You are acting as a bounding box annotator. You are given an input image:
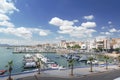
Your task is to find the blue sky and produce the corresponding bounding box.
[0,0,120,45]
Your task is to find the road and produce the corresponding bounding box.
[18,69,120,80]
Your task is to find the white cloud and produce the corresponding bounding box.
[59,25,73,31]
[73,20,79,22]
[49,17,64,26]
[0,26,51,39]
[49,17,75,34]
[0,0,19,14]
[101,26,105,29]
[0,0,52,44]
[0,20,14,27]
[0,13,10,21]
[108,21,112,24]
[100,32,112,36]
[58,29,73,34]
[70,27,96,38]
[49,17,74,26]
[49,17,97,38]
[0,38,42,45]
[15,27,32,39]
[56,36,64,40]
[39,30,48,36]
[81,22,96,28]
[109,28,117,33]
[105,32,111,35]
[83,15,94,20]
[0,27,32,39]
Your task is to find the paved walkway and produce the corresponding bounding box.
[0,65,119,80]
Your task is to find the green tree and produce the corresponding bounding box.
[71,44,81,50]
[104,55,109,70]
[88,56,94,72]
[5,60,13,80]
[115,48,120,53]
[74,44,81,49]
[67,45,71,49]
[68,59,74,76]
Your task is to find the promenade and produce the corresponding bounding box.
[1,65,119,80]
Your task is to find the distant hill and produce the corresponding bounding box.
[0,44,10,47]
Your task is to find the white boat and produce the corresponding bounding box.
[79,55,88,61]
[24,62,37,68]
[47,63,60,69]
[35,54,64,69]
[87,60,99,64]
[23,54,37,68]
[24,54,32,58]
[35,54,50,63]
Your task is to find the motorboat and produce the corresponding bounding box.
[35,54,52,63]
[63,53,80,61]
[87,60,99,64]
[79,55,88,61]
[24,62,37,68]
[47,63,60,69]
[23,54,37,68]
[24,54,33,59]
[0,70,7,75]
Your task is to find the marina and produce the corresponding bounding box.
[0,46,118,77]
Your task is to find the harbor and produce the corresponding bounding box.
[0,47,118,75]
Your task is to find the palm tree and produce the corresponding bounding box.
[5,60,13,80]
[104,55,109,70]
[88,56,94,72]
[68,59,74,76]
[36,58,41,74]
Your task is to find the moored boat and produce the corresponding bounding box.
[0,70,7,75]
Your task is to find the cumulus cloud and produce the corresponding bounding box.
[101,32,112,35]
[0,0,20,29]
[0,0,18,28]
[15,27,32,39]
[0,0,19,14]
[39,30,48,36]
[0,26,51,39]
[81,22,96,28]
[109,28,117,33]
[0,27,32,39]
[108,21,112,24]
[0,13,10,21]
[73,20,79,22]
[49,17,97,38]
[83,15,94,20]
[0,20,14,27]
[49,17,74,26]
